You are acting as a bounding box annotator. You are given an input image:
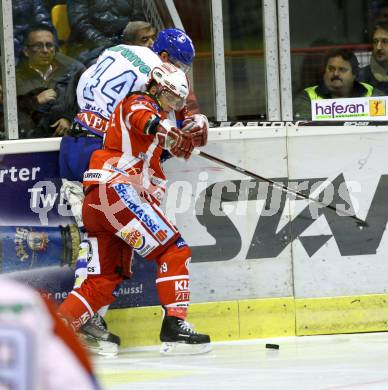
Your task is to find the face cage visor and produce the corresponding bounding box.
[159,89,187,111]
[170,58,191,74]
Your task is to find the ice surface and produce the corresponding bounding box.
[93,332,388,390]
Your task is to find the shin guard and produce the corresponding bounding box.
[58,291,94,331]
[155,238,192,316]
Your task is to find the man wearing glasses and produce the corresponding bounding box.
[15,24,85,138]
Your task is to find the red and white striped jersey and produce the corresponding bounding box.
[83,93,170,202]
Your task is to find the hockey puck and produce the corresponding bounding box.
[265,343,279,349]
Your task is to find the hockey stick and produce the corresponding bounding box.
[193,149,368,227]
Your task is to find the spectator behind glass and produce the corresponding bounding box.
[66,0,146,56]
[358,23,388,95]
[293,48,385,120]
[122,21,156,48]
[12,0,54,65]
[16,24,85,138]
[77,21,157,68]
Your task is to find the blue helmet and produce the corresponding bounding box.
[152,28,195,71]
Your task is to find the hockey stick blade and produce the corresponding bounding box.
[194,149,369,228]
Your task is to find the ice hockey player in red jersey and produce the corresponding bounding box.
[58,63,211,355]
[61,28,209,356]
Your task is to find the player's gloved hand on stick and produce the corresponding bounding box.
[181,114,209,147]
[156,119,194,159]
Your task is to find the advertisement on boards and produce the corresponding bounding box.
[2,126,388,306]
[311,96,388,121]
[163,130,388,302]
[0,151,158,308]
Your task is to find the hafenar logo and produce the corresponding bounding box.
[314,101,367,118]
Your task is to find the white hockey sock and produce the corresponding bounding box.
[98,305,109,317]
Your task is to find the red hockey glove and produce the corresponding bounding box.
[181,114,209,147]
[156,120,195,159]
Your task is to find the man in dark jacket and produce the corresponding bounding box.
[294,48,385,120]
[358,23,388,95]
[66,0,146,55]
[16,24,85,138]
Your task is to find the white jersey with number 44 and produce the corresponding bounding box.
[77,45,162,120]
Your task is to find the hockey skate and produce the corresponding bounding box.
[78,313,120,357]
[160,313,212,356]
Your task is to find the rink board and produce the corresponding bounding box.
[106,292,388,347]
[2,124,388,343]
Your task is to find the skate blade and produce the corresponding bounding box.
[160,341,212,356]
[80,337,119,357]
